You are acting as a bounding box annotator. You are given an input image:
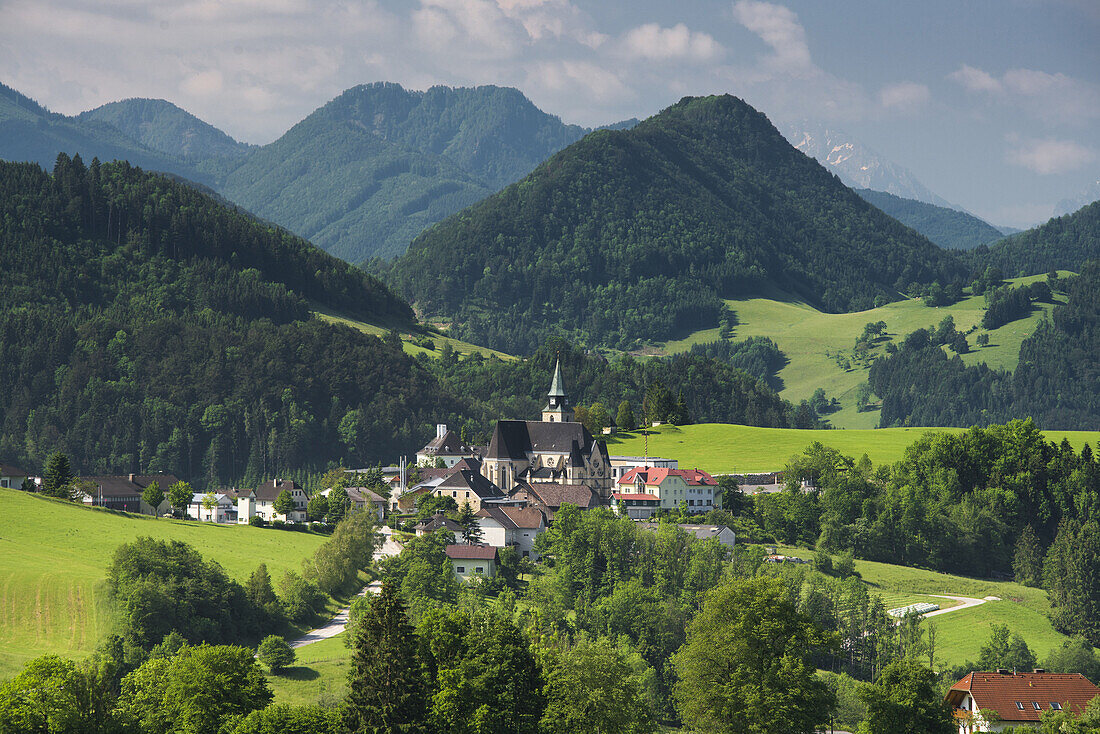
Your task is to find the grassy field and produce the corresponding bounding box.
[269,633,351,707]
[607,424,1100,474]
[314,310,515,361]
[661,274,1072,428]
[0,489,328,679]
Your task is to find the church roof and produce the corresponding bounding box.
[486,420,601,460]
[547,359,566,397]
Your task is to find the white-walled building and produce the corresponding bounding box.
[187,492,237,523]
[446,544,497,580]
[416,424,478,468]
[237,478,307,524]
[608,456,678,482]
[615,467,722,515]
[475,505,547,560]
[945,670,1099,733]
[0,463,27,490]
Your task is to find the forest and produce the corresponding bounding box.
[967,200,1100,277]
[382,94,964,354]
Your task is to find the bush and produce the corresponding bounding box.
[272,519,286,530]
[256,635,296,673]
[279,571,326,625]
[249,515,266,528]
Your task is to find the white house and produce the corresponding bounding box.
[416,424,478,468]
[237,478,307,524]
[945,670,1100,733]
[445,544,498,581]
[615,467,721,515]
[608,455,678,482]
[637,523,736,548]
[0,463,27,490]
[187,492,237,523]
[475,505,547,560]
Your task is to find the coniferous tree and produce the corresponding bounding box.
[342,580,428,734]
[1013,525,1044,587]
[616,400,636,431]
[42,451,74,497]
[457,501,482,544]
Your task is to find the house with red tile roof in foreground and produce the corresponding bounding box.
[946,670,1100,733]
[614,467,721,519]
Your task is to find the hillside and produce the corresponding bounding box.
[855,188,1004,250]
[0,488,328,678]
[219,83,590,262]
[384,95,966,355]
[0,83,207,183]
[606,423,1100,475]
[662,274,1068,428]
[0,156,459,486]
[969,200,1100,275]
[79,98,251,162]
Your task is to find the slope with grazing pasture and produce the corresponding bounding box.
[385,94,965,355]
[606,424,1100,475]
[0,489,327,679]
[662,274,1070,428]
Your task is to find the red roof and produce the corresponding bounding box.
[617,467,717,487]
[947,671,1100,722]
[612,492,660,501]
[445,544,498,560]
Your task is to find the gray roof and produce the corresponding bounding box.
[486,420,607,462]
[0,463,27,476]
[437,467,505,499]
[547,359,567,398]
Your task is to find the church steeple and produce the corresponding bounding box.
[542,358,573,422]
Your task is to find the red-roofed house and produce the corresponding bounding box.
[475,505,547,560]
[616,467,722,516]
[445,544,498,580]
[945,670,1100,733]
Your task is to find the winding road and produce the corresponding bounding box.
[921,594,1000,618]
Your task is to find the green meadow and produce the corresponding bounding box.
[661,274,1071,428]
[0,489,328,679]
[313,310,515,361]
[607,423,1100,475]
[268,633,351,707]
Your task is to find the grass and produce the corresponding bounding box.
[268,633,351,707]
[777,546,1067,669]
[314,310,515,361]
[606,424,1100,474]
[660,274,1072,428]
[0,489,328,679]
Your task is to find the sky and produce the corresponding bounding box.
[1,0,1098,227]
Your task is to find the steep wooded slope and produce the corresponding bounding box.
[855,188,1003,250]
[968,200,1100,276]
[385,95,966,354]
[79,98,250,162]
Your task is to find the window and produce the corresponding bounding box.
[1051,703,1063,710]
[0,479,8,488]
[1033,702,1042,710]
[1015,702,1024,710]
[456,566,465,573]
[475,566,484,573]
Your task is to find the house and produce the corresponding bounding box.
[415,512,465,537]
[946,670,1100,733]
[321,486,388,520]
[78,473,181,514]
[612,491,661,520]
[637,523,736,548]
[446,544,498,580]
[616,467,722,513]
[237,478,307,524]
[608,456,678,482]
[476,505,547,560]
[187,492,237,523]
[397,466,454,512]
[508,481,601,522]
[480,360,613,498]
[416,424,478,467]
[429,458,505,513]
[0,463,27,490]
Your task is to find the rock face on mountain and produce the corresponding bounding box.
[385,95,966,354]
[855,189,1004,250]
[784,121,956,209]
[218,83,591,262]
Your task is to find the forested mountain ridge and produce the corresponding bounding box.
[855,188,1004,251]
[0,155,454,486]
[967,200,1100,276]
[383,94,967,354]
[79,97,251,162]
[218,82,592,262]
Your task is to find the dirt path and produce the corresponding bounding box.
[921,594,998,618]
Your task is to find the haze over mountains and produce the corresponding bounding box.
[854,189,1005,251]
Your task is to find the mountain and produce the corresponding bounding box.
[383,95,967,355]
[968,200,1100,276]
[855,188,1004,250]
[783,121,956,209]
[0,155,457,487]
[0,82,207,183]
[1055,179,1100,217]
[219,83,591,263]
[78,98,251,162]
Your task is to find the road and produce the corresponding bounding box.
[921,594,999,618]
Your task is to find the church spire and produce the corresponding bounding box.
[542,358,573,423]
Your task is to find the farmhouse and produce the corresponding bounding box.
[78,473,181,514]
[445,544,498,580]
[237,478,307,524]
[0,463,27,490]
[946,670,1100,733]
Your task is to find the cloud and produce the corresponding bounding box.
[879,82,930,111]
[948,64,1002,93]
[1006,134,1096,175]
[620,23,723,62]
[948,64,1100,123]
[731,0,812,73]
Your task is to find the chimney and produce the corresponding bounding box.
[437,424,447,438]
[1033,669,1047,674]
[128,474,136,483]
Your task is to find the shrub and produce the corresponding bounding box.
[256,635,296,673]
[249,515,266,528]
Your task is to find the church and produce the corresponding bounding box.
[480,360,614,499]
